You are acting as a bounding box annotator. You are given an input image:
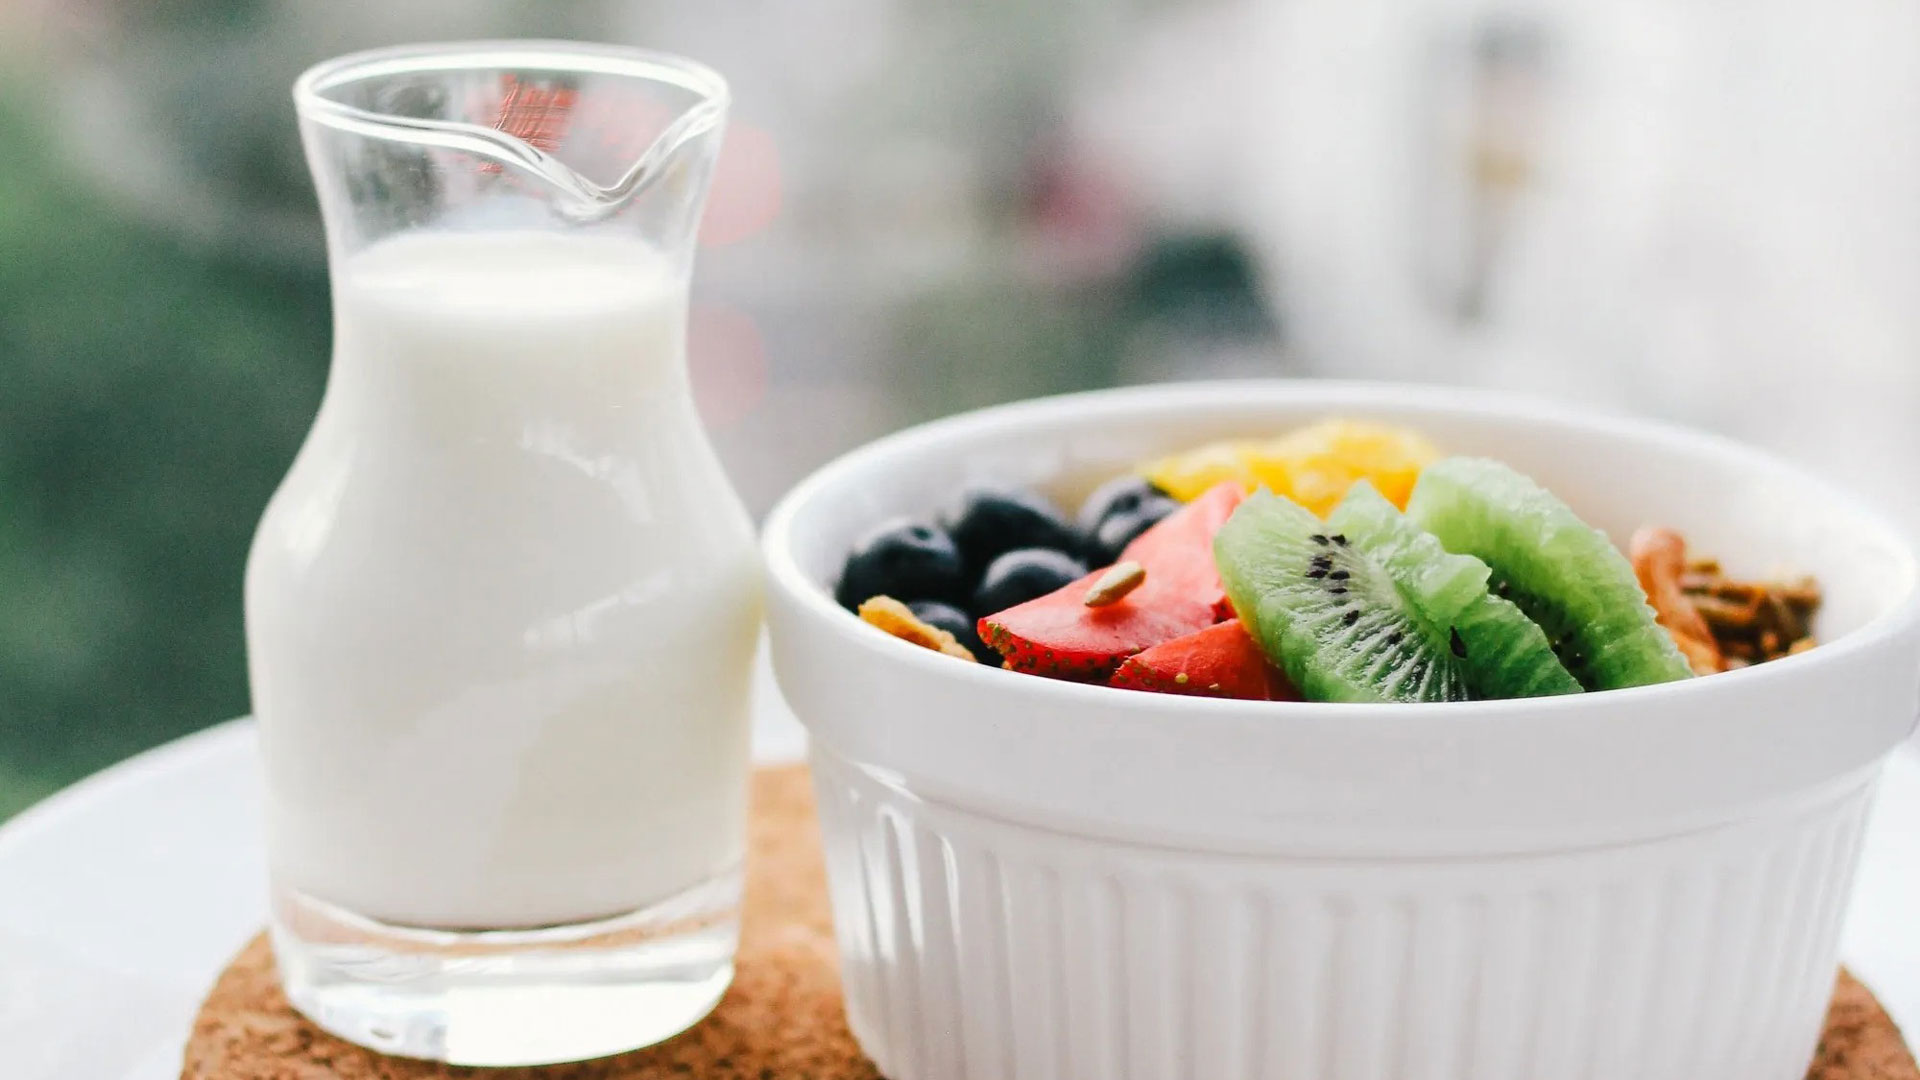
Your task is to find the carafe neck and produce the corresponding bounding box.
[320,230,697,446]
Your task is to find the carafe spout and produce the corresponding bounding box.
[295,41,729,246]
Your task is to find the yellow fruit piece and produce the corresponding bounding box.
[1140,419,1440,518]
[1265,419,1440,516]
[1140,439,1261,502]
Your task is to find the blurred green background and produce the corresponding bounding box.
[0,98,330,816]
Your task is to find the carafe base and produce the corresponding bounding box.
[268,868,739,1066]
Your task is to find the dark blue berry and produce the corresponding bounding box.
[835,518,965,610]
[1075,474,1167,533]
[972,547,1088,616]
[908,600,989,662]
[1086,495,1180,565]
[944,486,1079,576]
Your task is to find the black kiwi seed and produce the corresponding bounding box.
[1331,534,1349,545]
[1307,568,1328,579]
[1311,534,1330,545]
[1328,586,1347,595]
[1386,631,1403,646]
[1449,627,1468,658]
[1342,610,1360,626]
[1328,570,1349,581]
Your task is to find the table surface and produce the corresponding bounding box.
[1,670,1915,1080]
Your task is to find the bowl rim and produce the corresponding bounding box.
[761,379,1920,725]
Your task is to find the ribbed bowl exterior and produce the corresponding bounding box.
[812,747,1878,1080]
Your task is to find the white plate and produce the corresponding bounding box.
[0,664,1912,1080]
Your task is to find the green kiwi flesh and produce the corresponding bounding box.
[1330,484,1580,699]
[1214,485,1581,702]
[1405,457,1693,690]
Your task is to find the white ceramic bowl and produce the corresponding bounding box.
[761,381,1920,1080]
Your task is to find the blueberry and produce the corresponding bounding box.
[972,547,1088,616]
[908,600,989,662]
[943,486,1080,575]
[1086,495,1180,565]
[835,518,965,610]
[1075,474,1167,533]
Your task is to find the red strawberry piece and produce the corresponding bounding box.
[978,481,1243,678]
[1109,619,1300,700]
[1212,593,1238,623]
[1117,479,1242,614]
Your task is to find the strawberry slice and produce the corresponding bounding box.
[979,481,1242,678]
[1110,619,1300,700]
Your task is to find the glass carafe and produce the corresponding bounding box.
[245,42,760,1066]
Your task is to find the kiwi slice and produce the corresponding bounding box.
[1214,485,1581,703]
[1405,457,1693,690]
[1331,484,1582,699]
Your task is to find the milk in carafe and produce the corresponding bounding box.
[246,229,761,929]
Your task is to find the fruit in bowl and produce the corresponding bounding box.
[835,415,1815,704]
[761,383,1920,1080]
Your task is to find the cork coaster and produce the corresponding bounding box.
[182,765,1917,1079]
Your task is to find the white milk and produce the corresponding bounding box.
[246,231,762,930]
